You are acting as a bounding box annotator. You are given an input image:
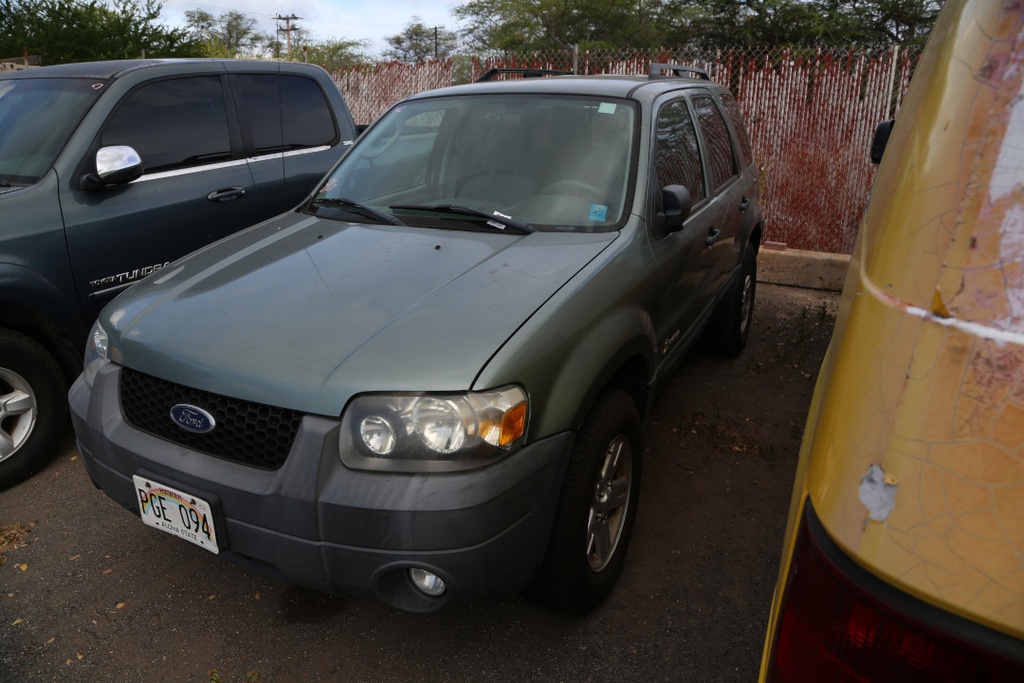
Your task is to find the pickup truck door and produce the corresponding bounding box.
[233,73,352,216]
[61,75,263,318]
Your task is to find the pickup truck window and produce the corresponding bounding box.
[693,95,738,193]
[101,76,232,174]
[655,99,706,202]
[0,79,103,185]
[235,74,338,154]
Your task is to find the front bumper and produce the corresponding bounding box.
[69,365,572,612]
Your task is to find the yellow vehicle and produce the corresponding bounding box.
[759,0,1024,679]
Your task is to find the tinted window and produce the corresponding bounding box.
[0,78,103,183]
[719,92,753,167]
[655,99,706,203]
[102,76,231,174]
[236,74,337,155]
[281,76,336,148]
[693,95,737,193]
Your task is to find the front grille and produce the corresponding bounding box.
[119,367,302,470]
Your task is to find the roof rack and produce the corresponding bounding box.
[475,68,573,82]
[648,63,710,81]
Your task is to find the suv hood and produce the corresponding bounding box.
[104,213,617,416]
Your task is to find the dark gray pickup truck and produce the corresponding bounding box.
[0,58,357,488]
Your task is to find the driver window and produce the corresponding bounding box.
[655,100,706,203]
[101,77,232,174]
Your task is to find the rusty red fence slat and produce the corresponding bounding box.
[331,46,921,255]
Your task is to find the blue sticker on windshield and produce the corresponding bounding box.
[588,204,608,221]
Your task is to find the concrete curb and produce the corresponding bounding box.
[757,245,851,292]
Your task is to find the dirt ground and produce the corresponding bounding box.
[0,282,839,683]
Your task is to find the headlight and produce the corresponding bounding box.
[83,321,109,387]
[339,386,528,472]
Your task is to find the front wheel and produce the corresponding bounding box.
[0,329,68,489]
[529,388,642,614]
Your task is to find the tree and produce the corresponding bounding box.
[454,0,943,53]
[455,0,666,53]
[383,17,458,62]
[183,9,273,58]
[298,38,370,72]
[0,0,200,63]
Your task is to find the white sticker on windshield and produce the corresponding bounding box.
[598,102,617,114]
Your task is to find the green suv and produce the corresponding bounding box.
[70,65,763,613]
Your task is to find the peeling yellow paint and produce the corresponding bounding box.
[761,1,1024,673]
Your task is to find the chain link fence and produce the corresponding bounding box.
[332,46,922,254]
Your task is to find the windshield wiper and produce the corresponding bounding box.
[390,204,535,233]
[310,197,406,226]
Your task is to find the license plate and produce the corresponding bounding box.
[132,475,219,554]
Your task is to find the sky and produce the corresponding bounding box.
[158,0,462,56]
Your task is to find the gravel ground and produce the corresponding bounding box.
[0,282,839,683]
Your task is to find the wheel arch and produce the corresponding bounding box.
[0,264,88,383]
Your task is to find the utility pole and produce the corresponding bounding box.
[274,14,301,61]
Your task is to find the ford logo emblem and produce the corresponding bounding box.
[169,404,216,433]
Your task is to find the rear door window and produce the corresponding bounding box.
[101,76,232,173]
[693,95,738,194]
[718,92,753,168]
[235,74,337,154]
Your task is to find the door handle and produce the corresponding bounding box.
[207,187,246,202]
[739,197,751,212]
[705,227,721,246]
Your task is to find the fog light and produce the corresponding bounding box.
[408,567,446,597]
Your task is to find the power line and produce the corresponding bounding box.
[274,14,301,61]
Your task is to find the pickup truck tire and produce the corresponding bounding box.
[0,329,67,489]
[530,388,642,614]
[707,241,757,356]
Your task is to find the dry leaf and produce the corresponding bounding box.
[66,659,73,666]
[12,618,24,625]
[76,653,84,660]
[17,563,27,571]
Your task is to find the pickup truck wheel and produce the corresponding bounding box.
[529,388,642,614]
[707,242,757,356]
[0,329,67,489]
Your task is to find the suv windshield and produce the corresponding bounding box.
[0,78,105,186]
[309,94,637,232]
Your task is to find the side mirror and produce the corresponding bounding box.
[81,145,144,189]
[870,120,895,165]
[659,184,692,233]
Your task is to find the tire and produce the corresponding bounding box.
[0,329,68,489]
[529,388,642,614]
[706,242,757,356]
